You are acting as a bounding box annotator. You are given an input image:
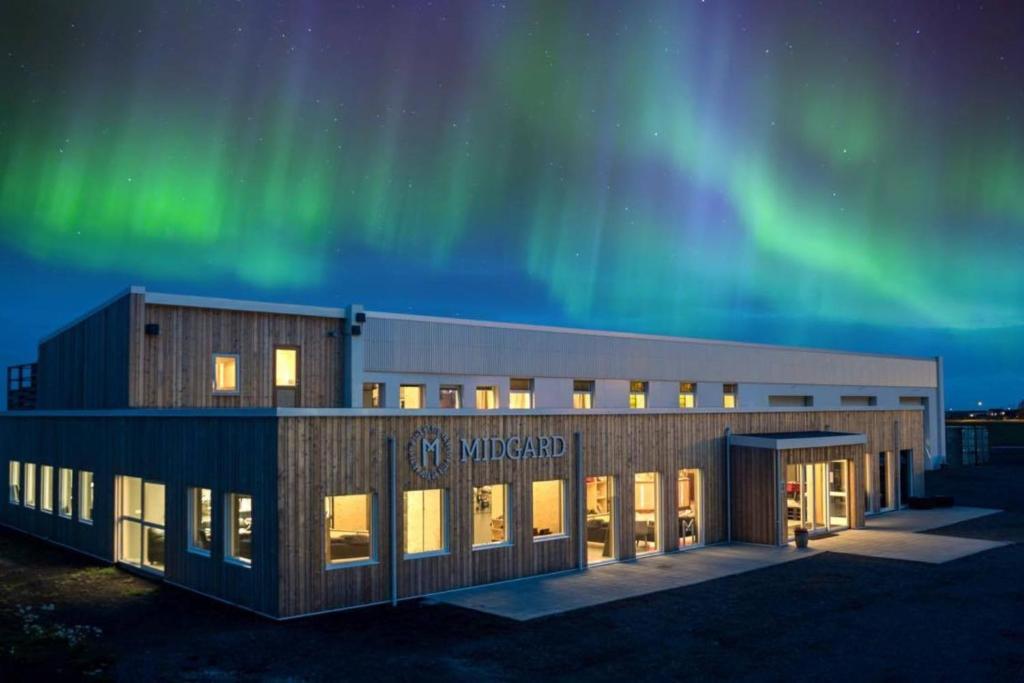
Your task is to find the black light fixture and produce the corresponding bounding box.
[355,311,366,323]
[351,324,362,336]
[144,323,160,336]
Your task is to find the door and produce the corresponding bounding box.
[585,476,616,564]
[827,460,849,529]
[274,346,299,407]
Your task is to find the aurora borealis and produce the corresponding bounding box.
[0,2,1022,407]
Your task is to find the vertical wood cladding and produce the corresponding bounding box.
[136,304,344,408]
[36,294,132,409]
[729,446,777,545]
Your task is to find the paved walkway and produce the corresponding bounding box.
[864,506,1000,532]
[431,544,821,621]
[808,529,1008,564]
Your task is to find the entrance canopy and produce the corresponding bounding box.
[731,431,867,451]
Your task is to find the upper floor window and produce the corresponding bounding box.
[476,386,498,410]
[212,353,239,394]
[629,381,648,409]
[679,382,696,409]
[573,380,594,409]
[509,378,534,409]
[275,347,298,387]
[439,385,462,409]
[362,382,383,408]
[399,385,424,409]
[723,383,738,409]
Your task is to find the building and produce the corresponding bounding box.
[1,286,943,618]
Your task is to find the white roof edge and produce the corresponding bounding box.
[38,286,145,345]
[731,433,869,450]
[0,406,923,419]
[144,291,346,319]
[364,310,938,364]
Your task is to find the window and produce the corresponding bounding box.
[679,382,696,409]
[573,380,594,409]
[629,381,648,409]
[40,465,53,513]
[635,472,659,553]
[841,395,877,407]
[678,469,701,547]
[8,460,20,504]
[404,489,447,556]
[769,395,813,407]
[325,493,374,565]
[473,484,510,547]
[475,386,498,410]
[23,463,36,509]
[116,476,166,573]
[532,480,565,539]
[362,382,383,408]
[509,378,534,409]
[59,467,73,518]
[275,347,298,387]
[213,353,239,394]
[723,383,738,409]
[78,471,93,523]
[439,385,462,409]
[399,384,424,409]
[188,487,213,555]
[228,493,254,566]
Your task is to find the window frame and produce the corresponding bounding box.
[212,352,241,395]
[58,467,73,519]
[362,382,384,408]
[723,383,738,409]
[324,492,377,569]
[439,385,463,410]
[679,382,697,409]
[629,381,648,410]
[274,345,300,389]
[572,380,594,409]
[226,492,254,567]
[116,476,167,574]
[187,486,213,557]
[78,470,93,524]
[472,483,512,550]
[39,465,53,513]
[403,488,449,559]
[532,479,568,541]
[398,384,425,410]
[509,378,535,410]
[475,386,499,410]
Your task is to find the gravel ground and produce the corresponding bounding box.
[1,460,1022,682]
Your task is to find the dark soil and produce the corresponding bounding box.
[2,463,1023,682]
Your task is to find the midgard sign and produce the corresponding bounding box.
[407,425,566,480]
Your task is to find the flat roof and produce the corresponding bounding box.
[730,431,868,450]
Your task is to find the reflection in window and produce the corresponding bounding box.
[404,489,446,556]
[475,386,498,409]
[439,385,462,409]
[228,493,254,565]
[532,480,565,538]
[325,493,374,564]
[473,484,509,547]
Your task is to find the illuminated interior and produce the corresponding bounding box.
[78,470,93,522]
[509,378,534,409]
[117,476,166,572]
[8,460,19,504]
[399,385,424,409]
[472,484,508,547]
[573,380,594,409]
[325,493,373,563]
[532,479,564,538]
[439,385,462,409]
[679,382,696,409]
[677,468,701,547]
[59,467,73,518]
[404,488,445,555]
[213,354,238,393]
[585,475,615,563]
[40,465,52,512]
[475,386,498,409]
[189,487,212,553]
[723,383,737,408]
[229,493,253,565]
[23,462,36,509]
[634,472,659,553]
[629,381,647,409]
[275,348,298,387]
[785,460,849,539]
[362,382,382,408]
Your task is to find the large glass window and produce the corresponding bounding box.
[679,382,696,409]
[8,460,20,504]
[399,384,424,409]
[78,471,93,523]
[439,385,462,409]
[677,469,701,547]
[532,480,565,539]
[325,493,374,565]
[475,386,498,409]
[188,487,213,554]
[40,465,53,513]
[117,476,166,573]
[573,380,594,409]
[404,489,446,556]
[213,353,239,393]
[275,347,298,387]
[629,382,648,409]
[509,378,534,409]
[23,462,36,509]
[228,493,254,566]
[362,382,383,408]
[828,460,849,528]
[634,472,659,554]
[473,484,509,547]
[59,467,73,518]
[723,383,738,409]
[585,476,615,563]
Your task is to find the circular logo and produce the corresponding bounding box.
[407,424,452,480]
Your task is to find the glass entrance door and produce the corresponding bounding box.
[827,460,849,529]
[585,476,615,564]
[785,461,849,539]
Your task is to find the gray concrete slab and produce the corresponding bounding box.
[808,529,1009,564]
[431,544,821,621]
[864,506,1000,532]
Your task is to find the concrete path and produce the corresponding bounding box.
[431,544,821,621]
[808,529,1008,564]
[864,506,1000,532]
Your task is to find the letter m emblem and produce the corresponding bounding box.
[420,437,443,469]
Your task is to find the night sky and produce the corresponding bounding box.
[1,1,1022,409]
